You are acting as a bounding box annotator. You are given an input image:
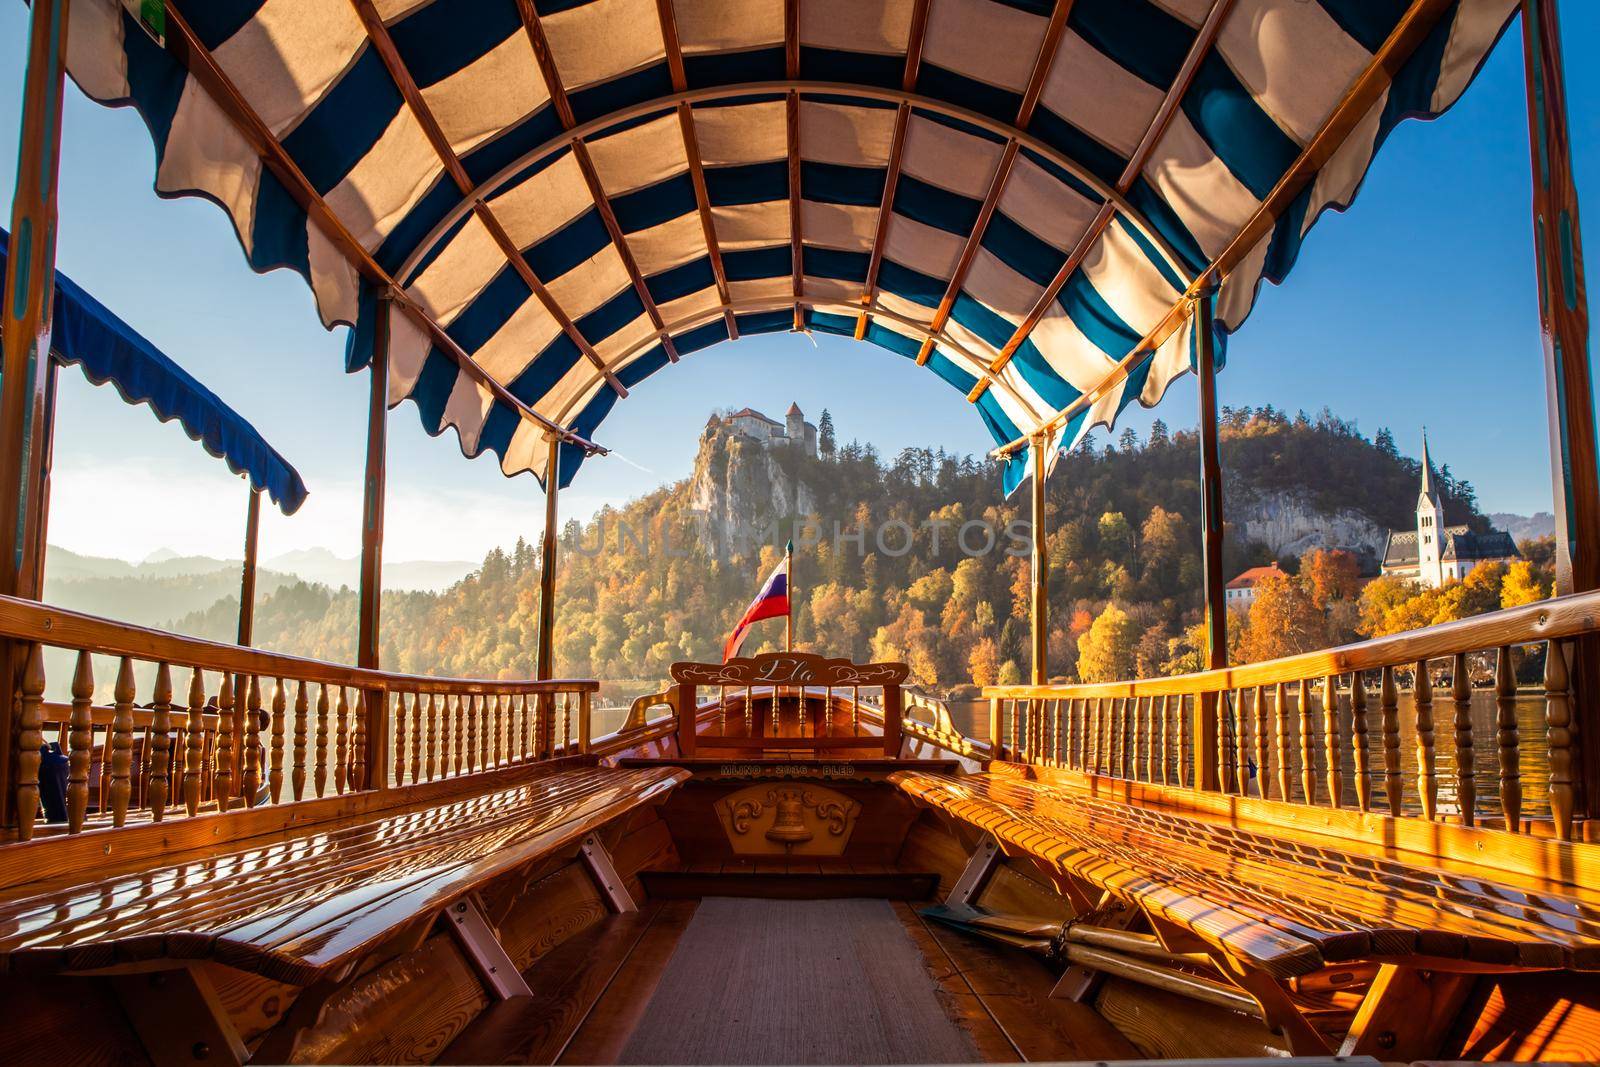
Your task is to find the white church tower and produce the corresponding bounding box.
[1415,430,1446,588]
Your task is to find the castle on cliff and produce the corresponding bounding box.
[710,403,818,458]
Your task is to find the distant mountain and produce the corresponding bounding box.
[1490,512,1555,543]
[264,548,476,593]
[44,542,476,625]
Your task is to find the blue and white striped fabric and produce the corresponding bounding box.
[64,0,1518,492]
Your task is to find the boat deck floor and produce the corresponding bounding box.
[444,896,1138,1064]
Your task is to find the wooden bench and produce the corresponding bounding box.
[890,767,1600,1057]
[0,763,686,985]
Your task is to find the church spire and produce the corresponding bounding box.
[1419,428,1438,498]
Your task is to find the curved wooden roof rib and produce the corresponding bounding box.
[855,0,931,342]
[921,0,1075,381]
[513,0,681,363]
[394,83,1193,295]
[653,0,738,341]
[990,0,1461,457]
[349,0,628,399]
[164,6,607,453]
[551,296,1031,426]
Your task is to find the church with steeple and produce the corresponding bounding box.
[1380,433,1518,587]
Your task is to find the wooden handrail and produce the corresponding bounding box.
[2,596,598,841]
[985,588,1600,700]
[979,591,1594,841]
[0,595,596,695]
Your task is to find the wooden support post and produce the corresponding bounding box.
[358,300,390,788]
[28,357,59,593]
[1522,0,1600,821]
[237,488,260,646]
[0,0,69,831]
[1194,288,1223,790]
[1029,435,1049,685]
[537,435,561,756]
[675,681,697,757]
[882,681,903,757]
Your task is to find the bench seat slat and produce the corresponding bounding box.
[0,766,688,984]
[964,774,1595,964]
[0,770,619,957]
[891,771,1600,976]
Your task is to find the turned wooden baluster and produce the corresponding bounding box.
[1381,665,1402,814]
[1298,678,1316,805]
[1063,698,1076,768]
[426,694,440,781]
[472,694,485,771]
[292,680,309,801]
[1495,645,1521,830]
[1416,659,1437,821]
[410,692,424,782]
[1323,674,1342,808]
[563,692,574,754]
[1253,684,1270,800]
[1235,690,1251,797]
[1007,699,1019,761]
[394,691,409,786]
[1217,692,1232,794]
[68,651,94,833]
[1157,694,1170,785]
[314,683,330,798]
[15,644,45,840]
[351,690,370,792]
[148,663,173,822]
[1545,638,1575,841]
[269,679,286,805]
[1136,697,1149,781]
[109,656,136,827]
[494,694,505,767]
[1452,651,1475,826]
[241,675,263,806]
[454,694,466,776]
[185,668,206,817]
[1351,672,1371,812]
[1274,681,1291,803]
[334,686,350,794]
[214,673,236,808]
[1177,696,1191,788]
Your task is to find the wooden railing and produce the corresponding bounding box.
[985,589,1600,841]
[670,652,907,757]
[0,596,596,841]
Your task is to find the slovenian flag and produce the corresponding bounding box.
[723,550,790,661]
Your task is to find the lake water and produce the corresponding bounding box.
[946,689,1555,822]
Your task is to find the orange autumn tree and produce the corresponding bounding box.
[1237,572,1328,663]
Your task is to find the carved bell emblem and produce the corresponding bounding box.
[765,791,813,845]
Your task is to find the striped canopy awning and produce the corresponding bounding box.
[65,0,1517,492]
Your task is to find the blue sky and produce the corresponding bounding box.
[3,4,1597,565]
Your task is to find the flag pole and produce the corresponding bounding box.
[784,538,794,651]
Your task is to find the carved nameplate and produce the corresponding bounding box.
[672,652,908,687]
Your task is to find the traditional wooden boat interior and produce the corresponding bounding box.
[5,0,1600,1063]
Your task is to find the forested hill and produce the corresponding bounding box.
[167,406,1491,693]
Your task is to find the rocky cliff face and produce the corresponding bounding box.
[687,424,816,555]
[1226,488,1389,565]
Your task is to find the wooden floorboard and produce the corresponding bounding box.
[892,901,1021,1063]
[911,905,1141,1062]
[559,901,698,1065]
[438,905,661,1065]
